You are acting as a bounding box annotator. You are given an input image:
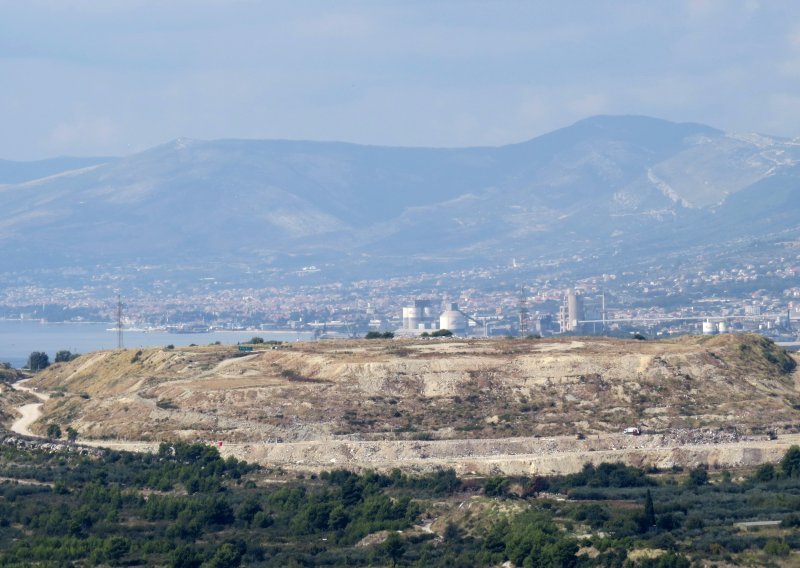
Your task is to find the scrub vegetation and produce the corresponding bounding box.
[2,442,800,566]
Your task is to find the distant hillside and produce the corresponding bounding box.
[0,156,114,184]
[1,115,798,275]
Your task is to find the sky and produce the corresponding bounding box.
[2,0,800,160]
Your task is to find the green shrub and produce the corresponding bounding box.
[484,476,510,497]
[752,463,775,482]
[365,331,394,339]
[780,445,800,478]
[685,466,708,487]
[763,539,790,557]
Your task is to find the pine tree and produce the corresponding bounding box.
[644,489,656,527]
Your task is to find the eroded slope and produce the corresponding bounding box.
[22,334,798,444]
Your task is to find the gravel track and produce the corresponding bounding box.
[10,379,49,437]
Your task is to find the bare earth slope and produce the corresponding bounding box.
[17,334,800,473]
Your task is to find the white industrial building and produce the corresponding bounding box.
[439,302,468,335]
[559,289,584,333]
[399,299,471,336]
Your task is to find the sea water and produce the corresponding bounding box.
[0,319,313,368]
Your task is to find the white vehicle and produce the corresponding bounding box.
[623,427,641,436]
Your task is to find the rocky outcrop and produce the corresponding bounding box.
[0,431,104,457]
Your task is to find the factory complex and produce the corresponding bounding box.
[392,289,798,340]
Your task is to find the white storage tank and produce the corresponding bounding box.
[439,302,468,335]
[702,320,717,335]
[402,306,422,330]
[717,321,729,334]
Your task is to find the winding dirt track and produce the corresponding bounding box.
[10,380,49,437]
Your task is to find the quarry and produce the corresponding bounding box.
[3,333,799,475]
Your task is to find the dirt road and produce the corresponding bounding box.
[10,379,49,437]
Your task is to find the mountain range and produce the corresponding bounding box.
[2,115,799,278]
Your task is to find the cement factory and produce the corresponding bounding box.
[397,291,591,337]
[393,289,795,340]
[399,300,471,336]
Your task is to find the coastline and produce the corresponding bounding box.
[0,319,314,369]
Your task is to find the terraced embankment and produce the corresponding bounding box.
[201,430,797,475]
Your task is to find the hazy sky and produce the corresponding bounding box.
[2,0,800,159]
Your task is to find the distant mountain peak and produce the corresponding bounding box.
[172,137,197,150]
[568,114,722,137]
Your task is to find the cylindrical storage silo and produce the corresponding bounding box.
[439,310,468,335]
[402,306,422,330]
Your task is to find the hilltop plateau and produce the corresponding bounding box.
[6,334,799,473]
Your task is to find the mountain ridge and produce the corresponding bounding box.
[1,115,798,276]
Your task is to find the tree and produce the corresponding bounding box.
[383,532,404,566]
[484,476,510,497]
[249,336,264,344]
[643,489,656,528]
[104,536,130,563]
[780,445,800,478]
[431,329,453,337]
[328,505,349,530]
[235,497,261,524]
[443,521,461,542]
[46,424,62,439]
[685,466,708,487]
[204,542,243,568]
[365,331,394,339]
[66,427,79,442]
[170,545,202,568]
[753,463,775,482]
[763,539,791,557]
[27,351,49,371]
[55,350,78,363]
